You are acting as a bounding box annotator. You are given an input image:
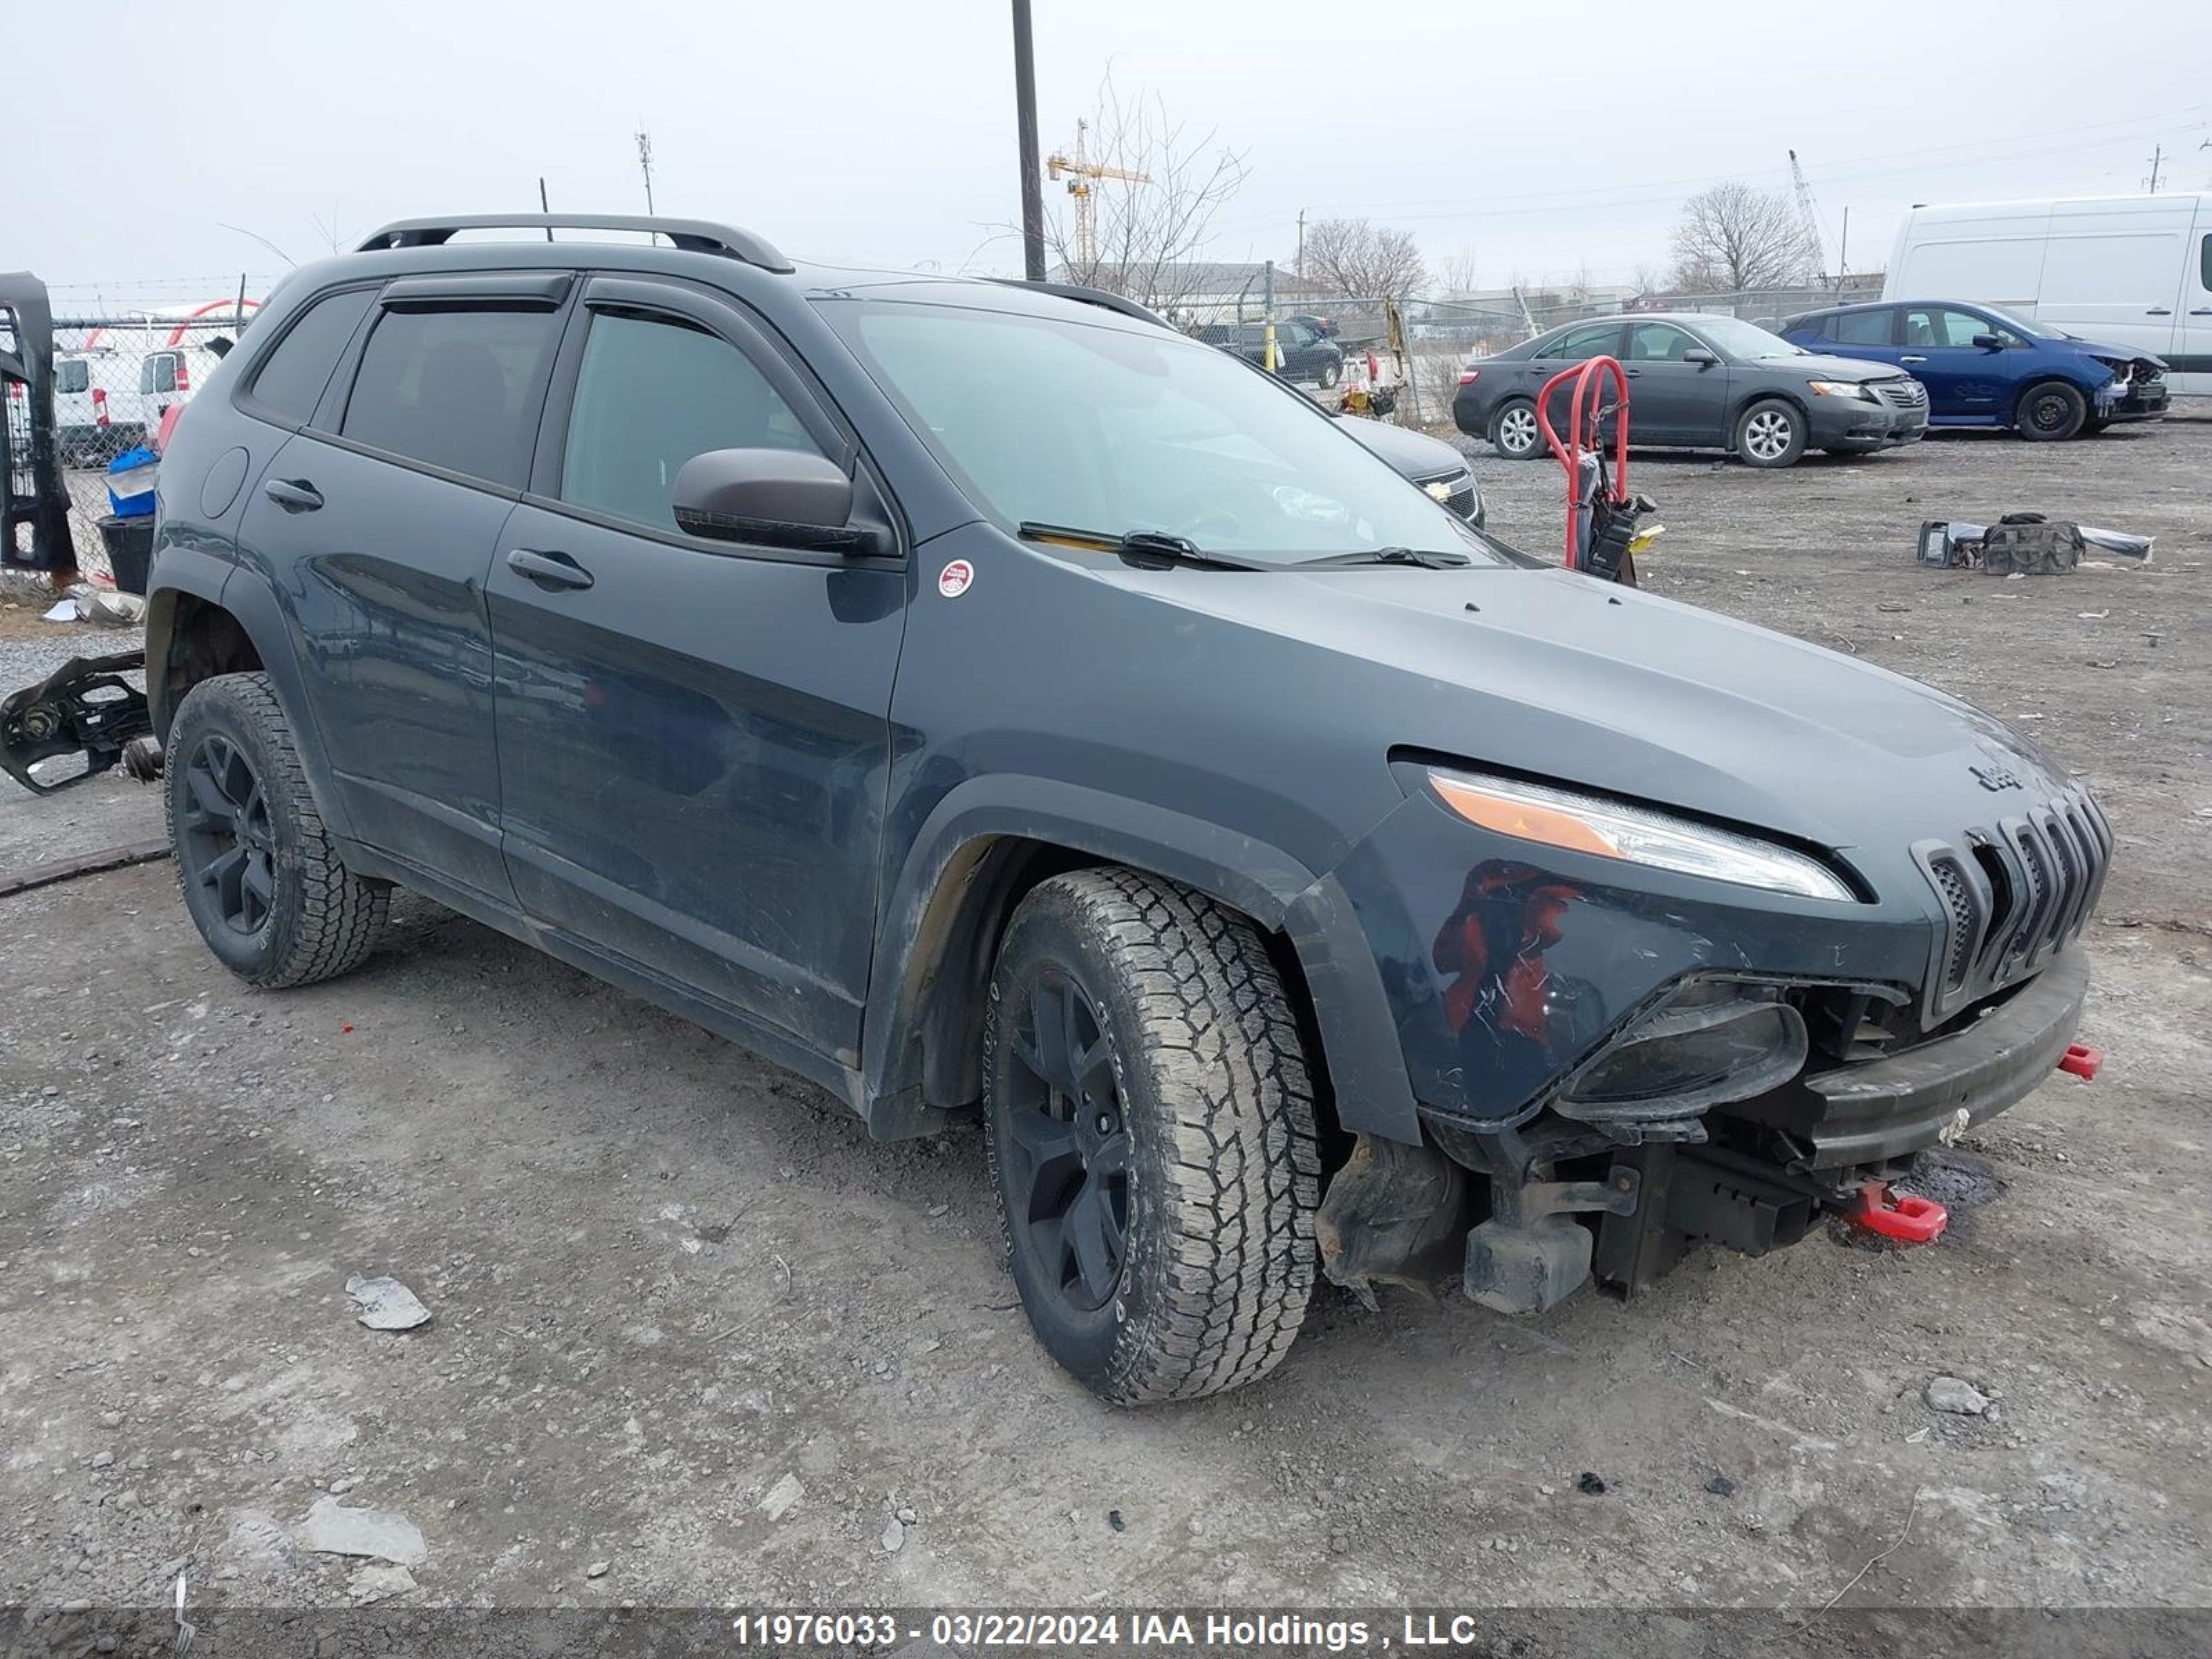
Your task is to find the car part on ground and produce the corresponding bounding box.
[1918,518,2153,568]
[0,651,152,795]
[1456,312,1926,467]
[1,271,79,578]
[122,210,2106,1400]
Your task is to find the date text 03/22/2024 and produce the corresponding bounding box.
[729,1611,1492,1649]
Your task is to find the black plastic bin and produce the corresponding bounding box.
[96,514,155,595]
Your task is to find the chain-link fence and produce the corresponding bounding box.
[40,308,255,581]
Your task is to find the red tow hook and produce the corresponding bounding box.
[2058,1042,2104,1080]
[1854,1181,1949,1244]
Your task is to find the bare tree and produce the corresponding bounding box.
[1042,72,1248,315]
[1296,217,1427,299]
[1669,182,1817,292]
[1432,247,1481,297]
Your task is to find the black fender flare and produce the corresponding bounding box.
[861,774,1423,1146]
[146,554,358,843]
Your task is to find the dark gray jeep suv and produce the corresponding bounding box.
[143,214,2106,1404]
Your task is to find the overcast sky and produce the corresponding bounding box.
[18,0,2212,308]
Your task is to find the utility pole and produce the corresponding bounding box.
[2145,143,2164,193]
[635,129,656,215]
[1262,259,1278,373]
[1011,1,1047,282]
[1837,205,1849,291]
[1296,209,1305,277]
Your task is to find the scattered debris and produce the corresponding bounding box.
[1705,1474,1736,1497]
[299,1496,428,1567]
[1107,1509,1126,1533]
[41,599,77,624]
[1576,1472,1608,1496]
[760,1474,804,1522]
[223,1512,298,1573]
[346,1274,431,1332]
[1923,1375,1994,1417]
[881,1517,906,1553]
[585,1559,610,1580]
[348,1564,416,1604]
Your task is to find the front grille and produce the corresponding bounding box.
[1416,467,1479,521]
[1913,783,2110,1024]
[1876,379,1929,411]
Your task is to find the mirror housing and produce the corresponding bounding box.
[671,447,882,554]
[1682,348,1718,368]
[1971,332,2005,351]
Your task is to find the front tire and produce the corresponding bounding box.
[1318,359,1342,389]
[984,870,1322,1405]
[167,673,389,988]
[1734,398,1806,468]
[1491,398,1541,460]
[2018,380,2088,441]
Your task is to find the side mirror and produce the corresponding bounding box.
[1682,348,1718,368]
[671,447,880,554]
[1971,332,2005,351]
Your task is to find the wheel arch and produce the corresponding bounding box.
[860,778,1423,1149]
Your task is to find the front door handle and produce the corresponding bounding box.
[506,547,594,591]
[2146,307,2173,316]
[263,478,323,513]
[1622,366,1643,376]
[1900,354,1927,364]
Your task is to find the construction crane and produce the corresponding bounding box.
[1047,120,1150,269]
[1786,149,1828,281]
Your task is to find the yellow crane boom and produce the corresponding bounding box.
[1047,120,1151,268]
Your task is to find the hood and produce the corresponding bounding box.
[1763,350,1907,383]
[2063,337,2168,369]
[1105,561,2065,860]
[1334,417,1470,480]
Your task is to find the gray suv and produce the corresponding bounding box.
[135,214,2103,1404]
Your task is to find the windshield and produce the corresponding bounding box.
[1690,317,1804,360]
[824,300,1499,568]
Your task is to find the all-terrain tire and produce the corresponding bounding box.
[2017,379,2087,442]
[984,868,1322,1405]
[166,672,389,989]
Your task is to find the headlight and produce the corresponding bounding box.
[1427,769,1855,902]
[1807,379,1876,400]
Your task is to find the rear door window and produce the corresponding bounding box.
[1904,307,1997,348]
[340,306,563,488]
[1544,321,1621,360]
[140,353,178,395]
[245,288,376,424]
[55,359,89,395]
[1830,309,1897,346]
[1624,322,1697,361]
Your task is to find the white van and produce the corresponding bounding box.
[1885,194,2211,395]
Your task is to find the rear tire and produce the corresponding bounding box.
[167,673,389,989]
[984,869,1322,1405]
[1734,398,1806,468]
[1490,399,1541,460]
[1318,359,1342,389]
[2017,380,2087,442]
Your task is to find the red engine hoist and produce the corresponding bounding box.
[1534,355,1660,586]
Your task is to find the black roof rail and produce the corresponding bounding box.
[993,279,1172,330]
[355,214,793,274]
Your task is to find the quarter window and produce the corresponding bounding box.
[559,310,827,534]
[247,288,376,424]
[340,306,562,487]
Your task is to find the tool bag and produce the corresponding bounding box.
[1980,513,2083,576]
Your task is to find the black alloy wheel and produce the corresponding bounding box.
[1000,967,1130,1313]
[179,732,276,936]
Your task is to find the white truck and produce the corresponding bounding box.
[1884,194,2211,395]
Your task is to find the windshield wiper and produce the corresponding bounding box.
[1017,521,1266,571]
[1299,545,1472,570]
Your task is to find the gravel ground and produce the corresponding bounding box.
[1,414,2209,1637]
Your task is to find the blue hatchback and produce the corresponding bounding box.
[1781,299,2169,441]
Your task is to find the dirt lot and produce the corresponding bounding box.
[3,415,2209,1631]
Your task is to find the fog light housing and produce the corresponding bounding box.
[1557,980,1808,1124]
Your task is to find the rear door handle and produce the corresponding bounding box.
[505,547,594,591]
[2189,308,2212,317]
[263,478,323,512]
[1900,354,1927,364]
